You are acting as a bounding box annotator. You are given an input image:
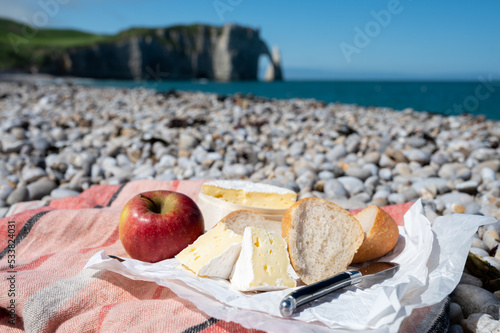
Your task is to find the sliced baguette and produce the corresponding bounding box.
[219,210,281,236]
[351,205,399,263]
[282,197,364,285]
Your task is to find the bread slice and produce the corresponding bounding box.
[219,210,281,236]
[282,197,364,285]
[351,205,399,263]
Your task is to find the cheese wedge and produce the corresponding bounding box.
[202,180,296,209]
[175,223,242,279]
[230,227,296,291]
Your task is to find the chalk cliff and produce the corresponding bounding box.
[44,24,282,81]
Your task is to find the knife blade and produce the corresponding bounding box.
[279,261,399,317]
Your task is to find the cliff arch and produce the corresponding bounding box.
[47,24,283,82]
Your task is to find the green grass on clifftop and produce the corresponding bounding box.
[0,18,223,71]
[0,17,110,69]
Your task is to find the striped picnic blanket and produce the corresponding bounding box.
[0,180,448,332]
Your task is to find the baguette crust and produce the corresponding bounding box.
[351,205,399,263]
[282,197,364,285]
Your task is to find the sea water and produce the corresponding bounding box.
[79,79,500,120]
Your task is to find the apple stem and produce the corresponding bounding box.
[139,193,161,214]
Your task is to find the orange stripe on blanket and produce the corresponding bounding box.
[170,179,180,192]
[0,207,52,251]
[97,303,119,332]
[152,286,165,299]
[17,253,54,271]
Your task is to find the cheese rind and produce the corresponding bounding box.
[202,181,296,209]
[175,223,242,279]
[230,227,296,291]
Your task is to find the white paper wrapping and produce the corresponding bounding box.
[84,200,496,332]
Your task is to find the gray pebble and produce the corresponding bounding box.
[362,163,378,177]
[0,207,8,218]
[364,175,379,191]
[345,166,372,181]
[0,184,14,201]
[50,188,80,199]
[385,148,408,163]
[403,148,431,164]
[431,151,450,166]
[412,178,449,196]
[337,176,365,197]
[32,137,52,154]
[2,140,25,154]
[11,127,26,140]
[345,136,360,153]
[295,170,317,191]
[438,164,459,180]
[481,168,496,183]
[472,148,498,162]
[27,179,58,200]
[436,192,475,211]
[473,160,500,174]
[50,127,67,141]
[378,168,393,181]
[449,302,464,324]
[350,192,371,203]
[6,186,30,205]
[22,167,47,183]
[459,272,482,287]
[363,151,380,164]
[157,154,177,168]
[323,179,348,199]
[399,186,420,201]
[328,198,366,210]
[318,170,335,180]
[326,144,347,161]
[388,192,406,205]
[394,163,412,177]
[455,180,479,194]
[178,133,199,149]
[451,284,500,319]
[379,154,395,168]
[289,141,306,157]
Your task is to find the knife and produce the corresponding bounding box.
[279,261,399,317]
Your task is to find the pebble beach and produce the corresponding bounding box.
[1,81,500,332]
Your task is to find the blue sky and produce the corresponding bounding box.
[2,0,499,80]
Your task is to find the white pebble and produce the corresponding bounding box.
[483,256,500,271]
[485,221,500,234]
[470,247,489,258]
[466,313,500,333]
[482,229,500,250]
[471,236,489,251]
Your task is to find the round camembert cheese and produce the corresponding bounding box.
[202,180,297,209]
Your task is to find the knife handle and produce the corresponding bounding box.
[280,270,362,317]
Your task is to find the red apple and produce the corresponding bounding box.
[119,190,204,263]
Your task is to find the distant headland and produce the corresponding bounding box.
[0,18,282,82]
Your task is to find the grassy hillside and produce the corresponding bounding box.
[0,17,111,70]
[0,18,222,71]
